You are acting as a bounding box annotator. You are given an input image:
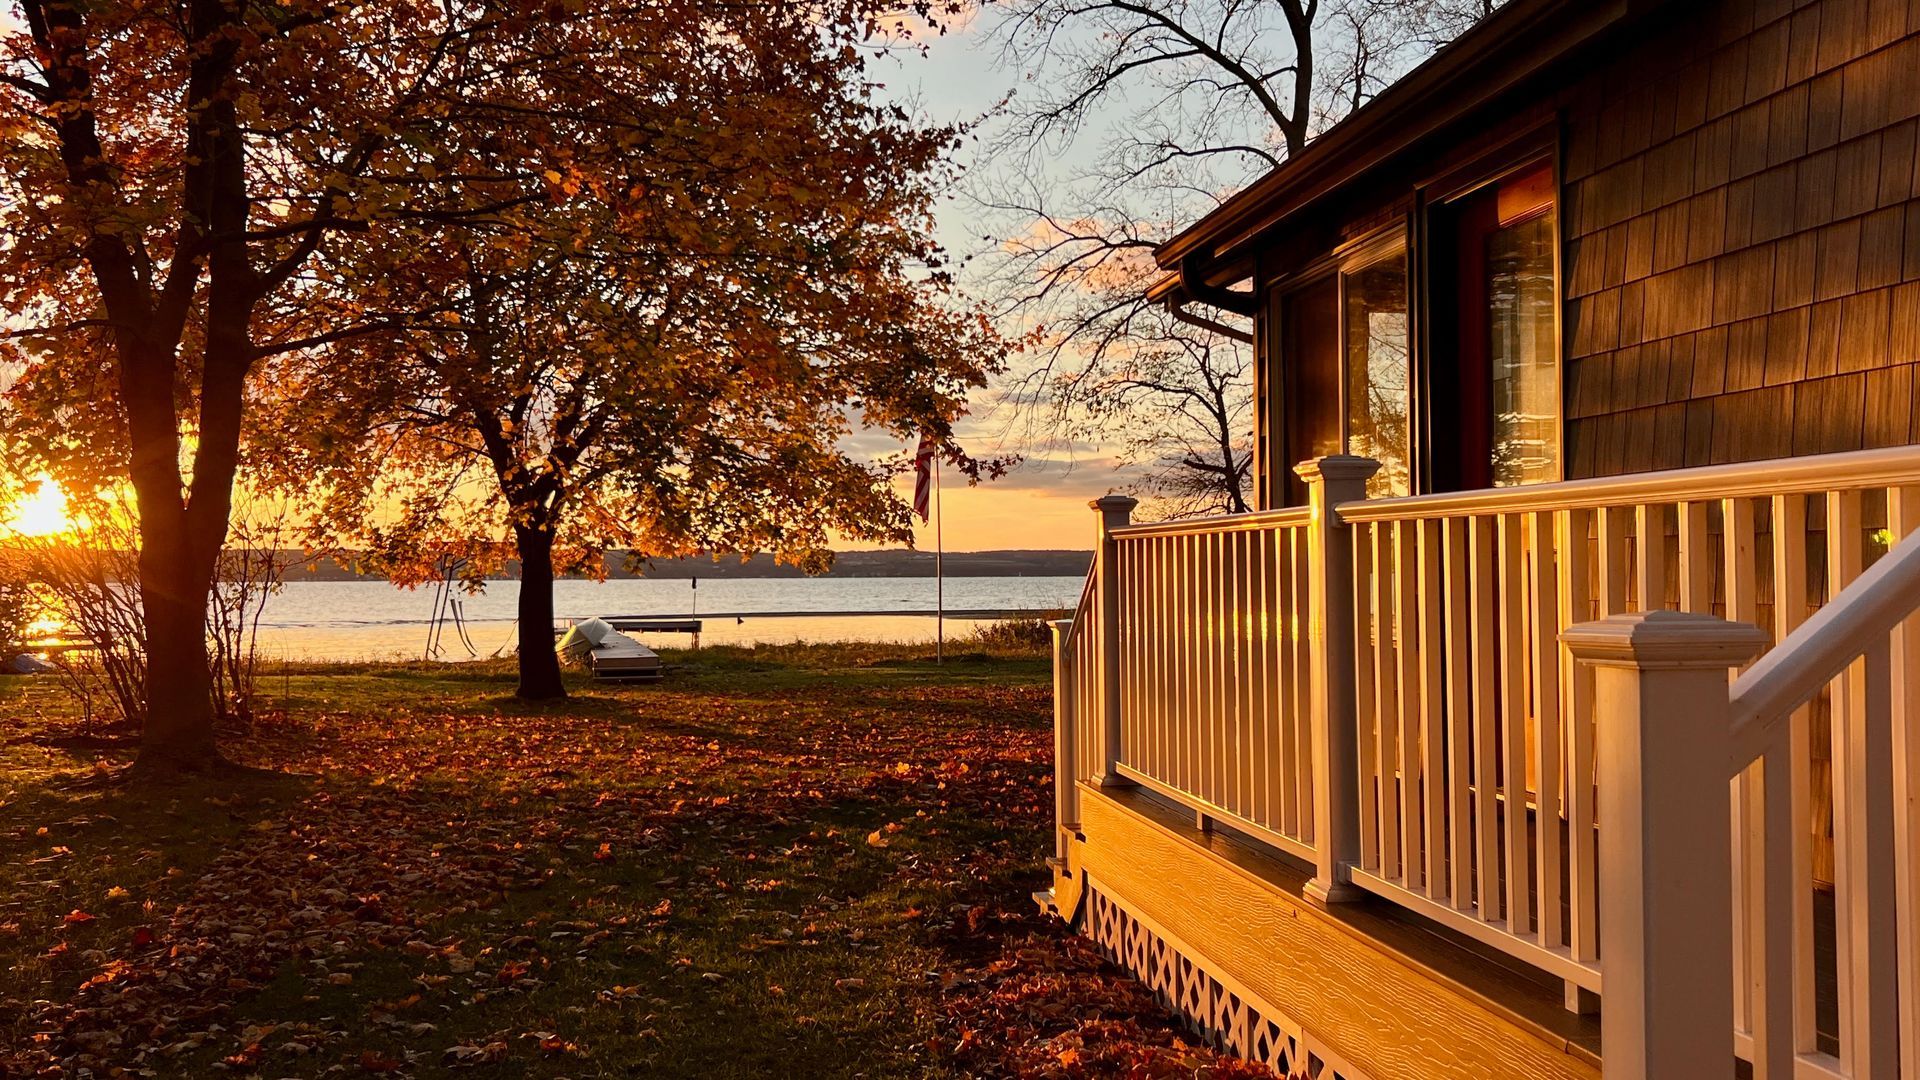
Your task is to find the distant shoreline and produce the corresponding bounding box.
[281,548,1094,583]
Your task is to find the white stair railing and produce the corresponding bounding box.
[1051,561,1100,859]
[1723,509,1920,1080]
[1567,517,1920,1079]
[1337,446,1920,1015]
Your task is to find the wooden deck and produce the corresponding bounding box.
[1055,781,1858,1078]
[1055,782,1601,1080]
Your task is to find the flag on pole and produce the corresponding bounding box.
[913,432,937,522]
[913,430,945,662]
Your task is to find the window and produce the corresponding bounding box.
[1484,171,1558,486]
[1272,276,1341,507]
[1255,154,1558,506]
[1259,236,1410,506]
[1431,160,1559,491]
[1342,249,1411,498]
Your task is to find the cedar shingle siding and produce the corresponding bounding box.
[1562,0,1920,477]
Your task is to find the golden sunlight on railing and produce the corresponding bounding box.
[1109,507,1319,861]
[1049,445,1920,1076]
[1337,443,1920,1032]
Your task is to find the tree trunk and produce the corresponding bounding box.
[514,526,567,701]
[132,512,222,773]
[41,0,258,777]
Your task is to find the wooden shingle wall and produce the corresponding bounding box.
[1561,0,1920,477]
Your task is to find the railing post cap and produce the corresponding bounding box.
[1562,610,1770,669]
[1090,494,1139,512]
[1294,455,1382,483]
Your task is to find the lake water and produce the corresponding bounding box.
[250,576,1088,661]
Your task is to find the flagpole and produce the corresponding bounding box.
[934,455,944,664]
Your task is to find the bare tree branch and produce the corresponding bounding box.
[972,0,1500,516]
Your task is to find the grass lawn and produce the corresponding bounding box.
[0,643,1265,1078]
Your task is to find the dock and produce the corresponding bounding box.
[592,608,1064,627]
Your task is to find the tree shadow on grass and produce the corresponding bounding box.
[1,659,1234,1078]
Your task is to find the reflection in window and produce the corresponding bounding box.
[1278,276,1342,507]
[1487,212,1558,486]
[1343,255,1410,497]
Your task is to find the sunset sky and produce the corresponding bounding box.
[872,19,1160,554]
[0,14,1174,556]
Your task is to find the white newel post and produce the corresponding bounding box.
[1563,610,1768,1080]
[1050,617,1079,860]
[1297,455,1379,904]
[1090,495,1136,786]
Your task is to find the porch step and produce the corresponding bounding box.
[1030,887,1059,917]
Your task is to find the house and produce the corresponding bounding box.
[1040,0,1920,1076]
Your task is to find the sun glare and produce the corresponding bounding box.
[5,477,74,538]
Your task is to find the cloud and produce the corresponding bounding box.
[927,453,1146,494]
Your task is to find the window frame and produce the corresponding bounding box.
[1264,269,1340,509]
[1335,225,1416,497]
[1259,221,1414,505]
[1418,137,1566,491]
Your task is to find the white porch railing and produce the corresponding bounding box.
[1109,505,1318,859]
[1050,444,1920,1076]
[1051,566,1100,857]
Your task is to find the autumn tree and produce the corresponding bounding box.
[977,0,1496,514]
[255,4,1002,699]
[0,0,885,769]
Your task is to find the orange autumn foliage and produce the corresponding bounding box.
[0,0,994,748]
[249,1,1009,699]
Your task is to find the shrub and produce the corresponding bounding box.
[19,520,147,731]
[965,615,1060,652]
[208,501,311,727]
[0,557,35,657]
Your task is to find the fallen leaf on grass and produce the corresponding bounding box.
[443,1041,507,1066]
[526,1031,580,1056]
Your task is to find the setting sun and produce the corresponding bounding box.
[4,476,73,538]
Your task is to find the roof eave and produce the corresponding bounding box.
[1153,0,1644,273]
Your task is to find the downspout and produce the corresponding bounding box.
[1170,302,1253,344]
[1172,255,1256,342]
[1177,256,1258,316]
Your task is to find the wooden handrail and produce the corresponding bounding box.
[1072,568,1095,616]
[1109,505,1313,539]
[1726,526,1920,771]
[1335,445,1920,523]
